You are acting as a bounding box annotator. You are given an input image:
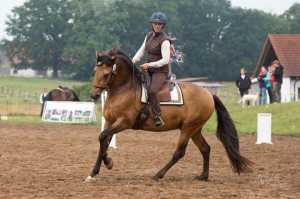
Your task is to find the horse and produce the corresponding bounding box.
[85,48,252,182]
[40,86,80,116]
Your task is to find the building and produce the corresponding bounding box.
[254,34,300,102]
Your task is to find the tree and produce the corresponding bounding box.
[282,3,300,33]
[4,0,73,78]
[216,8,288,79]
[62,0,119,80]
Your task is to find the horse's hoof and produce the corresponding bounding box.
[152,173,163,181]
[194,175,209,181]
[84,176,96,183]
[152,175,160,182]
[104,157,113,170]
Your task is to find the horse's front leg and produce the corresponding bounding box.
[85,117,129,182]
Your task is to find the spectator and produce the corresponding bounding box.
[258,66,271,105]
[272,60,284,102]
[235,68,252,98]
[267,65,275,104]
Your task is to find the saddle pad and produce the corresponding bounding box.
[141,83,184,105]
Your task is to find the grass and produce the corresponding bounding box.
[0,76,83,103]
[203,82,300,135]
[0,76,84,115]
[203,101,300,135]
[0,77,299,136]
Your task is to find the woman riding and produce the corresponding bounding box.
[132,11,171,127]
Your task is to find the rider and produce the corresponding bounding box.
[132,11,171,127]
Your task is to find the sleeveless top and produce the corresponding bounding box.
[145,31,170,73]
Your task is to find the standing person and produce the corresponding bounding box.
[267,65,275,104]
[132,12,171,127]
[258,66,271,105]
[272,60,284,102]
[235,68,252,99]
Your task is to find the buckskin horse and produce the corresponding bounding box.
[86,48,252,182]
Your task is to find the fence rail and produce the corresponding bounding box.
[0,86,41,116]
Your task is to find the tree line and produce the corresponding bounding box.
[1,0,299,80]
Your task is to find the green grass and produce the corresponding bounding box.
[0,77,299,135]
[0,76,84,103]
[203,101,300,135]
[0,76,83,91]
[1,115,42,124]
[0,76,85,115]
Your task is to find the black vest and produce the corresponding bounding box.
[145,31,170,73]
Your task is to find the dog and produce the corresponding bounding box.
[241,93,259,108]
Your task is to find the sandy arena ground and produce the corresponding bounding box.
[0,123,299,199]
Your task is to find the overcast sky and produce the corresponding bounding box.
[0,0,299,40]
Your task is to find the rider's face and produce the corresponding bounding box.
[152,23,163,32]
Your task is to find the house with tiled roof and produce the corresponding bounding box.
[254,34,300,102]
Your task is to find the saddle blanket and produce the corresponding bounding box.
[141,83,184,105]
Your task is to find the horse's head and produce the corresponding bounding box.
[91,48,141,100]
[91,50,117,100]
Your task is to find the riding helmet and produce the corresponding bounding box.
[149,12,167,24]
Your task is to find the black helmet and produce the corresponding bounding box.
[149,12,167,24]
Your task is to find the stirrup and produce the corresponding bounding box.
[154,116,165,127]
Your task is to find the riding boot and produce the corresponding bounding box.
[149,92,165,127]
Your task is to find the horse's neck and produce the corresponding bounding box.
[107,79,138,97]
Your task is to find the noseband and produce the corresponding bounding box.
[94,63,117,90]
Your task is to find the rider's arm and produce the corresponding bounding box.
[148,40,170,68]
[132,36,147,64]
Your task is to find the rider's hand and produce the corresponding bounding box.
[140,63,150,70]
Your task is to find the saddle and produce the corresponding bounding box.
[56,86,73,99]
[141,73,183,105]
[134,73,183,129]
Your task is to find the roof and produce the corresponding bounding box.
[255,34,300,77]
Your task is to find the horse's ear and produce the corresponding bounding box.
[96,50,103,57]
[96,51,103,65]
[110,47,119,54]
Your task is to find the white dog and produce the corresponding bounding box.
[241,93,259,107]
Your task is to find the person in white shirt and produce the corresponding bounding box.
[132,12,171,127]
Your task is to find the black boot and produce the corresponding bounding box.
[154,115,165,127]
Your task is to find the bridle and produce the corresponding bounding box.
[94,62,117,91]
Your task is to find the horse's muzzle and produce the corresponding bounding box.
[90,87,103,101]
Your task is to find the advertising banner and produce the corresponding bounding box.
[42,101,96,123]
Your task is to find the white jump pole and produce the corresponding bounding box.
[256,113,272,144]
[101,91,117,148]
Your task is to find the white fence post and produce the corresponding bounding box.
[256,113,272,144]
[101,91,117,148]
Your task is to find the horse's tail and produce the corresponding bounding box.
[213,95,253,174]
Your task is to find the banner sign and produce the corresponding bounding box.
[42,101,96,123]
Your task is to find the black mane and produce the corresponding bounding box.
[108,49,142,85]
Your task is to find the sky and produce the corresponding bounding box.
[0,0,300,40]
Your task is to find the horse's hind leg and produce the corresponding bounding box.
[191,128,210,181]
[153,126,197,181]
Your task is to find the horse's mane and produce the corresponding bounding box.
[108,49,142,85]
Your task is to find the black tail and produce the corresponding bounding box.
[213,95,253,174]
